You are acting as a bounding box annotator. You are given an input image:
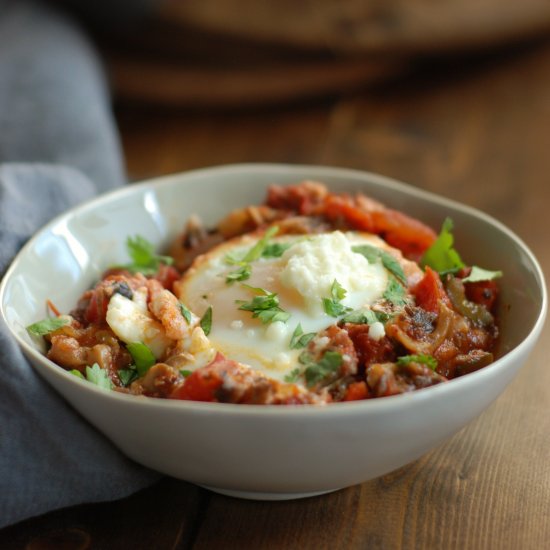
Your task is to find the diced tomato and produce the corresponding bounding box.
[343,381,369,401]
[170,353,241,402]
[464,280,499,313]
[323,195,375,231]
[154,264,181,292]
[84,289,109,324]
[322,195,436,261]
[344,324,396,369]
[371,209,437,261]
[170,368,223,402]
[413,266,451,314]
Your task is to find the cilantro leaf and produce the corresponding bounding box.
[351,244,379,263]
[284,368,301,383]
[289,323,316,349]
[127,342,156,377]
[179,302,193,324]
[242,226,279,263]
[262,242,293,258]
[26,317,69,337]
[118,366,138,387]
[383,278,408,306]
[341,308,379,325]
[323,279,352,318]
[462,266,503,283]
[85,363,113,390]
[256,309,291,324]
[323,299,351,317]
[122,235,174,275]
[237,288,290,325]
[352,245,406,284]
[180,369,193,378]
[300,351,343,388]
[331,279,347,301]
[396,354,438,371]
[237,292,278,312]
[226,264,252,284]
[379,251,407,285]
[224,227,281,285]
[421,218,464,275]
[200,306,213,335]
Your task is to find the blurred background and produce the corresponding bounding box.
[64,0,549,233]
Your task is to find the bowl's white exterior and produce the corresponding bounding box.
[1,164,546,498]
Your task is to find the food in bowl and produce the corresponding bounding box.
[28,181,502,405]
[2,164,544,498]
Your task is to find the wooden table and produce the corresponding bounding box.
[2,38,549,550]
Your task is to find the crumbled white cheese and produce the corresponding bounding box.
[279,232,386,309]
[369,321,385,341]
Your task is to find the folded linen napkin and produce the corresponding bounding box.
[0,1,160,529]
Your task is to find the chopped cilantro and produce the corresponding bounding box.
[127,342,156,377]
[26,317,69,337]
[289,323,316,349]
[421,218,464,276]
[118,366,138,387]
[323,279,352,318]
[237,288,290,324]
[200,306,213,336]
[241,226,279,263]
[226,264,252,284]
[256,309,291,324]
[284,368,301,383]
[224,227,280,284]
[85,363,113,390]
[262,242,293,258]
[180,369,193,378]
[351,244,379,263]
[298,351,314,365]
[352,245,406,284]
[331,279,347,301]
[121,235,174,275]
[383,278,408,306]
[323,299,351,317]
[179,302,193,324]
[421,219,503,282]
[300,350,343,388]
[341,308,379,325]
[396,354,438,371]
[462,266,503,283]
[70,365,113,389]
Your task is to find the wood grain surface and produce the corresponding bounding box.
[1,37,549,550]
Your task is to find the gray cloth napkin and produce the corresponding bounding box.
[0,165,160,529]
[0,0,160,529]
[0,0,125,192]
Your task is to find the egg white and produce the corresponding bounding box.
[177,231,416,382]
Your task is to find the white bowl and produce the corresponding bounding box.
[0,164,546,499]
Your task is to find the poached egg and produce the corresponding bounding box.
[177,230,414,382]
